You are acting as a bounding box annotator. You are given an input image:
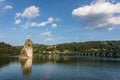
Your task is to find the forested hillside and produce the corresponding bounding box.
[34,41,120,53]
[0,42,20,56]
[56,41,120,52]
[0,40,120,56]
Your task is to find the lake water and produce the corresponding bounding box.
[0,55,120,80]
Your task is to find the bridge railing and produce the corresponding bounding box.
[59,52,120,58]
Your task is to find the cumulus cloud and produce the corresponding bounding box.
[23,17,58,29]
[16,5,39,18]
[4,5,13,10]
[44,38,54,42]
[72,0,120,30]
[40,31,52,37]
[51,23,57,28]
[15,19,21,24]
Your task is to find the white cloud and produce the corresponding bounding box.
[0,34,5,38]
[23,17,58,29]
[26,35,31,39]
[16,13,21,17]
[108,27,114,31]
[16,5,39,18]
[51,23,57,28]
[15,19,21,24]
[34,17,55,27]
[40,31,51,37]
[4,5,13,10]
[72,0,120,31]
[23,21,31,29]
[40,31,54,42]
[0,0,5,2]
[44,38,54,42]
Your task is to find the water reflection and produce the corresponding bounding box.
[19,58,32,80]
[0,55,120,80]
[0,56,17,68]
[33,54,120,68]
[33,54,60,64]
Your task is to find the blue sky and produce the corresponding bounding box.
[0,0,120,45]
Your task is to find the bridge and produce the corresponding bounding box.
[59,52,120,58]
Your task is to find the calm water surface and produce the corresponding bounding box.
[0,55,120,80]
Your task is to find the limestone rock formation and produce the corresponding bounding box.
[19,39,33,58]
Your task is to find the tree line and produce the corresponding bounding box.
[34,41,120,53]
[0,42,20,56]
[0,40,120,56]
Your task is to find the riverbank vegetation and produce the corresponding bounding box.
[0,40,120,56]
[0,42,20,56]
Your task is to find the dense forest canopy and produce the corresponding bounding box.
[0,40,120,56]
[56,41,120,52]
[33,41,120,53]
[0,42,20,56]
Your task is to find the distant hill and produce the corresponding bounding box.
[56,41,120,52]
[33,40,120,53]
[0,42,20,56]
[0,40,120,56]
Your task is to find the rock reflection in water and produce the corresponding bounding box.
[34,54,60,64]
[19,58,32,80]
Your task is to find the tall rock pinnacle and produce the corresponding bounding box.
[19,39,33,58]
